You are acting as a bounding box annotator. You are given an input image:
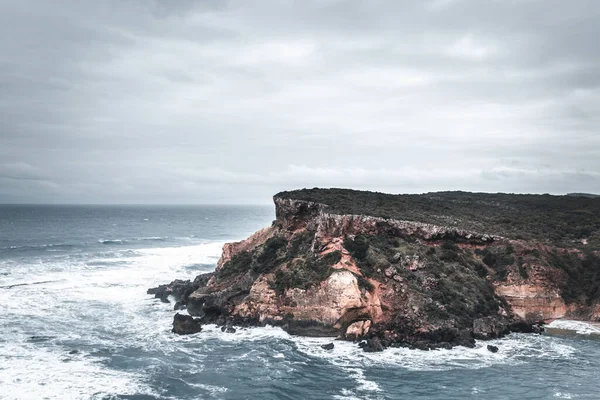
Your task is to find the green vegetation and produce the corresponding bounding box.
[216,231,343,294]
[275,188,600,248]
[218,251,254,279]
[253,236,288,273]
[548,251,600,305]
[343,235,370,261]
[271,250,341,294]
[340,232,503,325]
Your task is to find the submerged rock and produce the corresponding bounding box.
[172,313,202,335]
[220,325,237,334]
[321,343,335,350]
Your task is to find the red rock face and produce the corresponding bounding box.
[489,242,599,322]
[216,226,275,270]
[495,283,568,320]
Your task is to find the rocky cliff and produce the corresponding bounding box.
[149,189,600,351]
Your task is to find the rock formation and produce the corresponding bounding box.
[149,189,600,350]
[172,313,202,335]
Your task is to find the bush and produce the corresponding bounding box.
[441,241,459,251]
[518,262,529,279]
[482,251,497,267]
[218,251,253,278]
[271,251,341,294]
[254,236,288,273]
[343,235,370,261]
[355,273,375,292]
[440,250,459,262]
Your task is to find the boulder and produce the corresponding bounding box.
[321,343,335,350]
[473,317,510,340]
[148,275,213,304]
[362,337,384,353]
[487,345,499,353]
[220,325,237,333]
[172,313,202,335]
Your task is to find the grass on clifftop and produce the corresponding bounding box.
[275,188,600,248]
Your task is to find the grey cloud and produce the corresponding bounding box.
[0,0,599,203]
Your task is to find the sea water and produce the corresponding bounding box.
[0,205,599,400]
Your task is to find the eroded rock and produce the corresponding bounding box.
[321,343,334,350]
[172,313,202,335]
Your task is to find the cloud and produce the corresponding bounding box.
[446,34,498,61]
[0,0,599,203]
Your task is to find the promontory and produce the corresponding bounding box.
[149,189,600,351]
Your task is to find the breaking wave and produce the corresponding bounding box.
[98,236,169,245]
[546,319,600,335]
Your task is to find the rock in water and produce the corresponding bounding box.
[321,343,335,350]
[220,325,237,334]
[172,313,202,335]
[487,345,499,353]
[362,337,384,353]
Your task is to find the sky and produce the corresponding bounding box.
[0,0,599,204]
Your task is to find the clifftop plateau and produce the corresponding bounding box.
[149,189,600,351]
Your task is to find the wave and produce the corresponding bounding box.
[546,319,600,335]
[193,324,576,373]
[98,236,169,245]
[2,243,76,251]
[2,237,173,251]
[98,239,124,245]
[0,342,157,400]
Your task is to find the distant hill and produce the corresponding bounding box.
[567,193,600,198]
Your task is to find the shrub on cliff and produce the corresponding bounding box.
[551,251,600,305]
[343,235,370,261]
[253,236,288,273]
[271,251,342,294]
[476,246,516,281]
[218,251,253,279]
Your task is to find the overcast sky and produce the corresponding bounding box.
[0,0,599,204]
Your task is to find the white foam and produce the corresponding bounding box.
[289,331,576,372]
[0,240,229,399]
[554,392,574,399]
[546,319,600,335]
[0,342,157,400]
[345,367,382,393]
[195,324,293,343]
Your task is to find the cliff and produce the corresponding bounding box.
[150,189,600,350]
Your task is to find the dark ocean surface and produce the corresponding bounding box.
[1,205,599,400]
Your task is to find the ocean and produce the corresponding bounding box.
[1,205,599,400]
